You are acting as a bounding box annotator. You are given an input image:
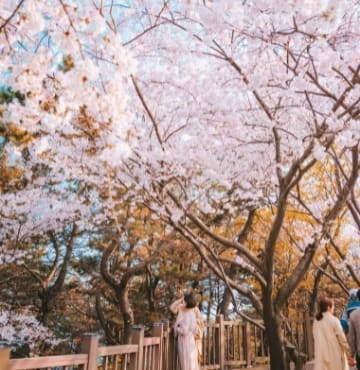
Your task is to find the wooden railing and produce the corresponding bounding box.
[0,314,313,370]
[169,315,270,370]
[168,313,312,369]
[2,353,88,370]
[2,323,168,370]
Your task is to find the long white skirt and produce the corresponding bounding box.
[178,332,199,370]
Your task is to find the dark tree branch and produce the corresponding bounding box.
[0,0,26,32]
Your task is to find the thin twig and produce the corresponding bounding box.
[131,75,164,151]
[0,0,26,32]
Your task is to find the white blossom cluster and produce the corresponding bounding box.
[118,0,360,224]
[0,0,359,306]
[0,0,138,242]
[0,308,58,353]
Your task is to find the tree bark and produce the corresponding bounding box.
[38,224,76,325]
[117,285,134,344]
[264,308,287,370]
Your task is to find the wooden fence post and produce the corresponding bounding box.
[0,347,10,370]
[160,319,170,370]
[131,326,144,370]
[152,322,163,370]
[168,325,177,370]
[243,321,252,367]
[216,315,225,370]
[304,311,314,360]
[80,333,99,370]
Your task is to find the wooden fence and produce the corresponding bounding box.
[165,315,268,370]
[0,314,314,370]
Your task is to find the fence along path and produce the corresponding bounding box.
[0,314,313,370]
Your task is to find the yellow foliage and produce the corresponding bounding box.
[61,54,75,72]
[0,121,33,145]
[0,161,25,192]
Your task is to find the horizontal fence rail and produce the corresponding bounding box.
[97,344,138,370]
[8,354,88,370]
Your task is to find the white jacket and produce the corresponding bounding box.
[313,311,349,370]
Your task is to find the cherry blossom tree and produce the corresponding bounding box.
[116,1,360,369]
[0,0,136,350]
[0,0,136,244]
[1,1,360,368]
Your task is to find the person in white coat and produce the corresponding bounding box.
[170,293,203,370]
[313,296,354,370]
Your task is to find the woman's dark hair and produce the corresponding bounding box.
[316,297,333,321]
[184,293,196,308]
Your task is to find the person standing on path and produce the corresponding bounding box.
[348,289,360,369]
[170,293,202,370]
[313,296,353,370]
[341,288,360,334]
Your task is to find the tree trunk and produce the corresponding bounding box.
[145,269,159,312]
[309,260,327,316]
[218,263,237,318]
[118,286,134,344]
[264,310,287,370]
